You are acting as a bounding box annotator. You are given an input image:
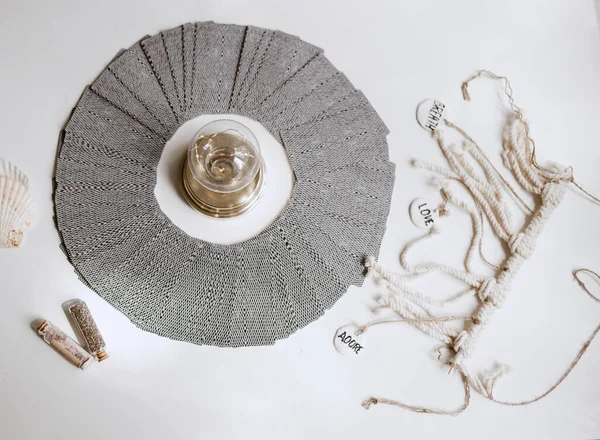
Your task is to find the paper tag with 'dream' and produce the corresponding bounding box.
[333,324,366,357]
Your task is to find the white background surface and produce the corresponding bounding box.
[1,1,600,439]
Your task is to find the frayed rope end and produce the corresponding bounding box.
[461,82,471,101]
[362,398,378,410]
[411,159,425,169]
[364,256,382,282]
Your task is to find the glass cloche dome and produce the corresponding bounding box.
[181,119,265,218]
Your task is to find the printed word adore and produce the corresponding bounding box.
[336,331,363,354]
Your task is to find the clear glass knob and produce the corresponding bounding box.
[188,120,261,193]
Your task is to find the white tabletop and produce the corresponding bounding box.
[1,0,600,439]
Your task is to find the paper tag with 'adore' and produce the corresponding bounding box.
[416,99,446,132]
[333,324,366,357]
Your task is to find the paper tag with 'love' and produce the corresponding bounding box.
[333,324,366,357]
[409,198,439,229]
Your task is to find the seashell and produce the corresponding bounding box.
[0,160,29,188]
[0,161,34,248]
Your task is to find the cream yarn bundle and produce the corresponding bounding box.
[361,71,600,415]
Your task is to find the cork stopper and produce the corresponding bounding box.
[37,320,48,334]
[96,349,109,362]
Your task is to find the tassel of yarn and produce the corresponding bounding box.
[463,69,600,204]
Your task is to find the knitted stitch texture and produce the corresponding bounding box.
[53,22,395,347]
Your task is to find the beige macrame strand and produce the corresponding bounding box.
[462,70,600,205]
[362,71,600,414]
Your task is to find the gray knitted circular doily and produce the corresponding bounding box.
[53,22,395,347]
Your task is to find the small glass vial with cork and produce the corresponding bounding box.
[68,300,109,362]
[37,320,93,369]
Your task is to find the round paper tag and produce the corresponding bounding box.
[333,324,366,357]
[409,198,439,229]
[416,99,446,131]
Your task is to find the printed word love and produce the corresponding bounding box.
[409,198,439,229]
